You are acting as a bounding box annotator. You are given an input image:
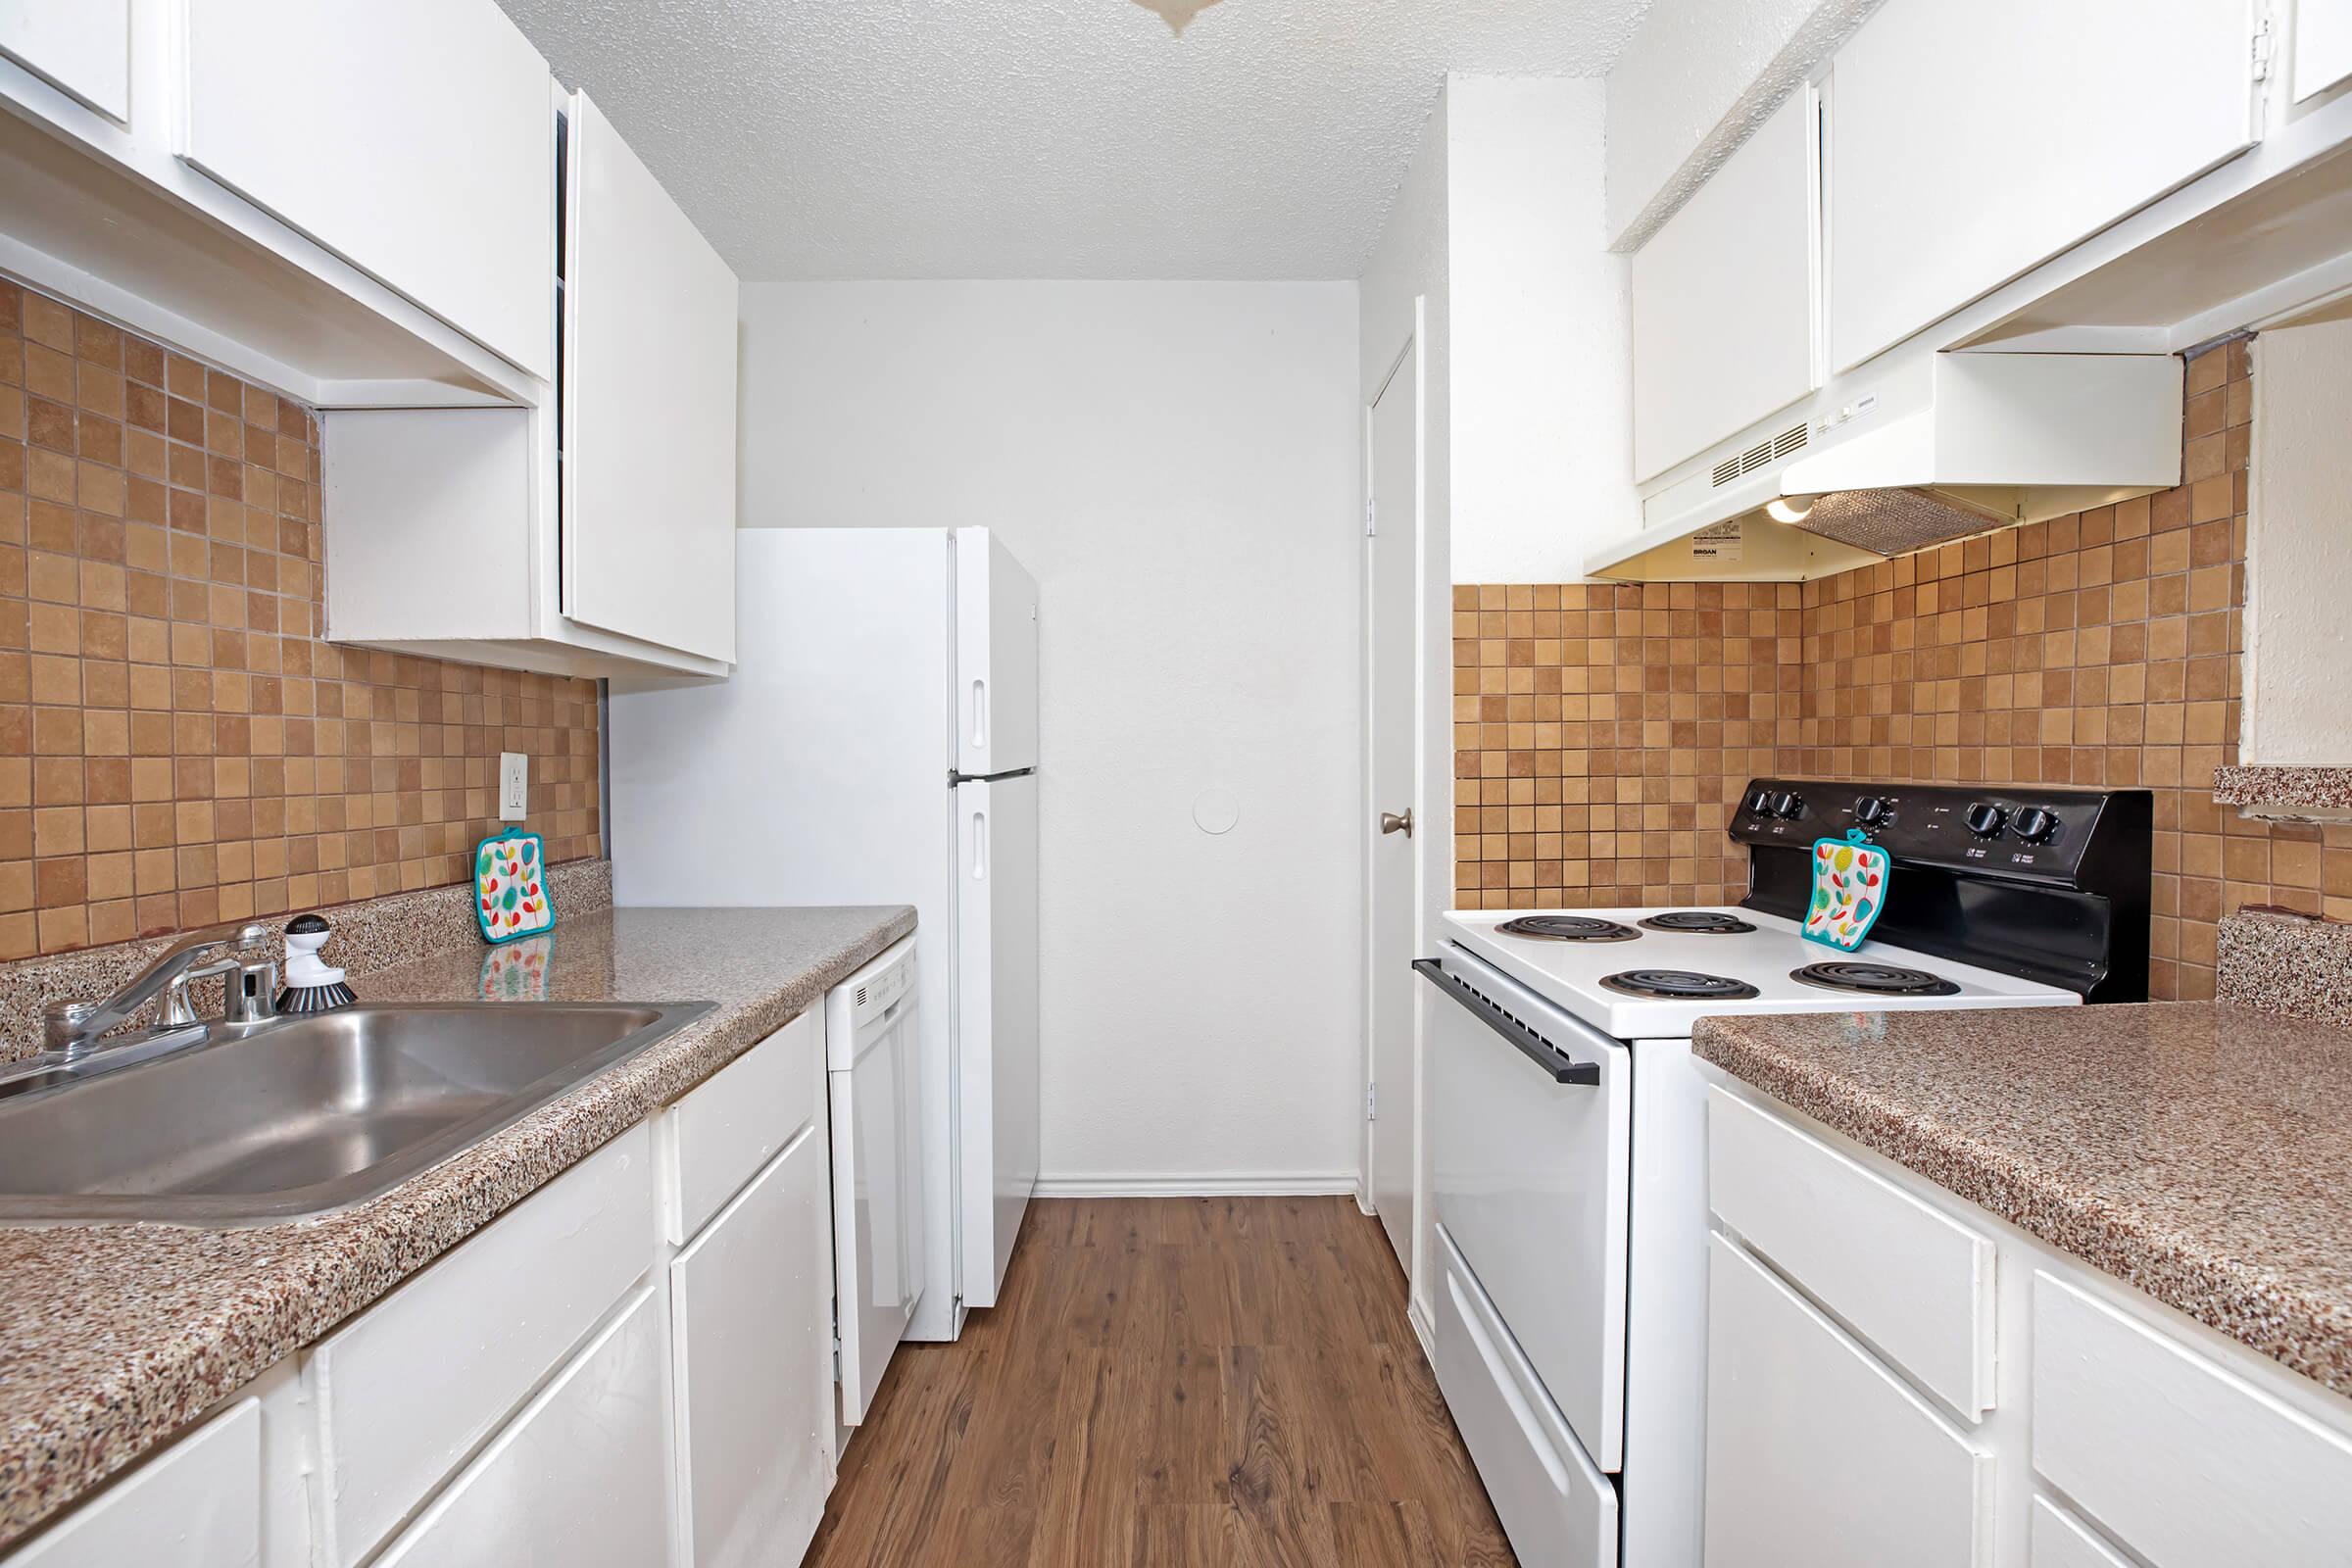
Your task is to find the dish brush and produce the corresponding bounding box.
[275,912,357,1013]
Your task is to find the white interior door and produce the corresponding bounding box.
[1366,332,1419,1278]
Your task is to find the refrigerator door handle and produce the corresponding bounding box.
[970,678,988,751]
[970,808,989,880]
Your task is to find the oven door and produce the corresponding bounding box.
[1424,944,1632,1474]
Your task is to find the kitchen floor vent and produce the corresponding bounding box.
[1711,420,1809,488]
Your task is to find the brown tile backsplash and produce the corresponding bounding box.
[0,282,600,959]
[1456,337,2344,1002]
[1450,580,1803,907]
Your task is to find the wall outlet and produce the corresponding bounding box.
[499,753,528,822]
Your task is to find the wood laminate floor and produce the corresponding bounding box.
[806,1197,1516,1567]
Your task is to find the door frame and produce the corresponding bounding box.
[1361,300,1429,1299]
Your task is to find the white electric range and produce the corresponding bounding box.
[1418,780,2153,1568]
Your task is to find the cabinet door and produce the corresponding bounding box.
[671,1124,834,1568]
[0,0,128,122]
[14,1400,258,1567]
[563,91,739,665]
[1828,0,2258,371]
[1703,1234,1990,1568]
[179,0,556,379]
[2297,0,2352,103]
[1631,88,1818,481]
[2032,1269,2352,1566]
[373,1287,672,1568]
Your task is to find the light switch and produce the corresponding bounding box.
[499,753,528,821]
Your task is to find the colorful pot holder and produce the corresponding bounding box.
[474,829,555,945]
[1804,828,1891,952]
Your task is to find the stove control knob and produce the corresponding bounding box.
[2012,807,2059,845]
[1853,795,1891,828]
[1964,803,2010,840]
[1744,787,1776,815]
[1769,791,1805,820]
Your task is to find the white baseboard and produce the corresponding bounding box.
[1408,1296,1436,1363]
[1031,1172,1362,1199]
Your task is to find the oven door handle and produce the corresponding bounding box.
[1412,957,1602,1086]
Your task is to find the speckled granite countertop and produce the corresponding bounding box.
[0,905,913,1549]
[1695,1003,2352,1398]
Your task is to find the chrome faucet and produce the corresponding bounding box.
[40,922,279,1061]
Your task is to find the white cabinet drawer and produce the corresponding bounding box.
[672,1125,835,1568]
[2030,1497,2131,1568]
[12,1400,258,1566]
[0,0,129,122]
[2032,1270,2352,1567]
[1430,1227,1618,1568]
[374,1286,671,1568]
[1708,1087,1993,1418]
[660,1010,819,1245]
[308,1125,655,1566]
[1704,1234,1989,1568]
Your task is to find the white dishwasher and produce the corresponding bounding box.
[826,934,925,1427]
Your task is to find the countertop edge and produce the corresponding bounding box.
[0,904,916,1551]
[1692,1014,2352,1400]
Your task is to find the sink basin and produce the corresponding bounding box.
[0,1002,713,1226]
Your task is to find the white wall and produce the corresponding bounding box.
[1604,0,1881,248]
[2247,322,2352,765]
[737,281,1364,1188]
[1446,76,1635,583]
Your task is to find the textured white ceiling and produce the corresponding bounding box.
[496,0,1652,280]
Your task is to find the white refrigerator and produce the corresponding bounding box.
[609,526,1040,1343]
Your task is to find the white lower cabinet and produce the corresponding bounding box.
[12,1400,259,1566]
[2032,1270,2352,1567]
[373,1286,672,1568]
[307,1125,656,1565]
[5,1008,850,1568]
[671,1124,836,1568]
[2028,1499,2132,1568]
[1705,1081,2352,1568]
[1703,1233,1989,1568]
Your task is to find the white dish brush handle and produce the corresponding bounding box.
[277,913,357,1012]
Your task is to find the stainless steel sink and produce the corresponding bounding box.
[0,1002,713,1226]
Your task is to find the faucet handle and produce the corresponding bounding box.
[41,1000,99,1053]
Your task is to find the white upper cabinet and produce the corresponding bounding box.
[563,91,739,666]
[2296,0,2352,103]
[1631,88,1818,481]
[179,0,557,381]
[0,0,129,122]
[1828,0,2260,372]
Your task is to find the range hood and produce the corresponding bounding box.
[1590,351,2184,582]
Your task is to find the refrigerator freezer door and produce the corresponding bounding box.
[954,527,1039,777]
[954,772,1040,1308]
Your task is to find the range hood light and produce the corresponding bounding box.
[1765,495,1816,524]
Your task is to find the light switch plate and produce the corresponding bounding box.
[499,753,528,821]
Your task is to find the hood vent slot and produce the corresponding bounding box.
[1714,420,1809,487]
